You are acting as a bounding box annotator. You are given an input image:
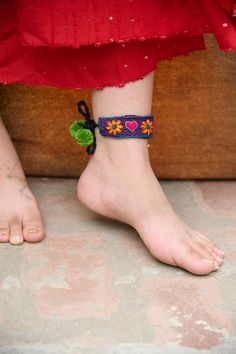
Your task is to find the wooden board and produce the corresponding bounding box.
[0,36,235,179]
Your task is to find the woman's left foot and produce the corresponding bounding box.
[0,117,45,245]
[0,175,44,245]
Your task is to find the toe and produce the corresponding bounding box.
[9,219,24,246]
[23,206,44,243]
[23,224,44,243]
[194,231,224,257]
[175,244,218,275]
[0,220,10,242]
[192,239,223,267]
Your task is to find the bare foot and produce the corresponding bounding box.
[0,118,44,245]
[77,138,224,275]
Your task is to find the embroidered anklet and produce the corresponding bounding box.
[69,100,154,155]
[98,115,153,139]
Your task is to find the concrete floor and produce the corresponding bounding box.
[0,178,235,354]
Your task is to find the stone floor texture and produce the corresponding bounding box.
[0,178,235,354]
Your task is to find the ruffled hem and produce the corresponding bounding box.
[0,35,207,90]
[0,44,207,91]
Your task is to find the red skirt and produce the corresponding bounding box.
[0,0,236,90]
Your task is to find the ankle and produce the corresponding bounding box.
[93,132,151,167]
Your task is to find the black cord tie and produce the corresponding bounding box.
[77,100,98,155]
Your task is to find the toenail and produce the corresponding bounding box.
[202,259,218,271]
[216,256,223,265]
[218,250,225,257]
[214,261,219,271]
[27,227,40,235]
[10,235,23,246]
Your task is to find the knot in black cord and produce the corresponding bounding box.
[77,100,98,155]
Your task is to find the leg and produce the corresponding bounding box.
[0,115,44,245]
[77,72,224,275]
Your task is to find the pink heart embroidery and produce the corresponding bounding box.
[125,121,138,132]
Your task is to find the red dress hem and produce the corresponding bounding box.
[0,0,235,90]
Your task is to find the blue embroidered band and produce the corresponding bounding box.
[98,116,153,139]
[69,100,154,155]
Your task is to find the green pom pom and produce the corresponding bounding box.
[69,120,85,138]
[74,129,94,147]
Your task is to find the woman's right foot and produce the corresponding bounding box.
[77,137,224,276]
[0,118,44,245]
[78,72,225,275]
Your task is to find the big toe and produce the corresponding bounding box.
[23,206,44,243]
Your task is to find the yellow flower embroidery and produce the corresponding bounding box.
[106,119,123,136]
[141,119,153,135]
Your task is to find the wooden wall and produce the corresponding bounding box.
[0,36,235,179]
